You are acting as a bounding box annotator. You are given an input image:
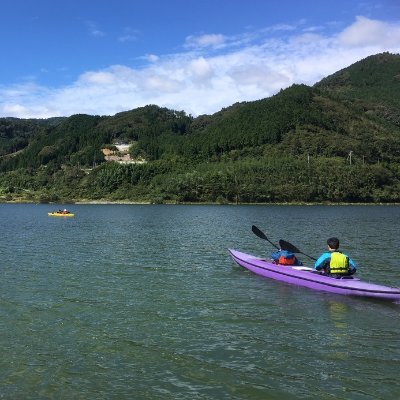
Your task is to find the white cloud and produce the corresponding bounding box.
[185,33,226,49]
[79,71,117,85]
[145,54,160,63]
[86,20,105,37]
[118,34,136,42]
[1,16,400,118]
[3,104,31,117]
[187,57,214,86]
[338,16,400,47]
[141,75,182,93]
[229,63,290,91]
[118,27,139,42]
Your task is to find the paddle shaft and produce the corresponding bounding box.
[279,239,317,261]
[297,250,316,261]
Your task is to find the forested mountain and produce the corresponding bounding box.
[1,52,400,204]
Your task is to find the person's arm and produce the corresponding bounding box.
[314,253,330,270]
[347,256,357,272]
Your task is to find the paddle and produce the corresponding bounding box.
[251,225,279,250]
[279,239,317,261]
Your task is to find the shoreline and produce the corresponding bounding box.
[1,198,400,206]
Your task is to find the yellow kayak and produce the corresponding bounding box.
[48,211,75,217]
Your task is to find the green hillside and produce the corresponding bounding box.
[1,52,400,204]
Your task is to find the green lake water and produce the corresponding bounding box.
[1,204,399,399]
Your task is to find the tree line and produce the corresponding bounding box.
[1,52,400,203]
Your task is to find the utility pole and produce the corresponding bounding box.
[348,151,353,165]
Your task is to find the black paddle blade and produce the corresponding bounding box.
[251,225,279,249]
[279,239,317,260]
[251,225,268,240]
[279,239,300,253]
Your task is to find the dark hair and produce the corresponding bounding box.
[327,237,340,249]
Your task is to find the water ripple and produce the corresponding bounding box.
[1,204,399,399]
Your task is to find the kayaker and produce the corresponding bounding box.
[271,249,303,266]
[314,237,356,276]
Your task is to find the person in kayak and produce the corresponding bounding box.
[314,237,356,276]
[271,249,303,266]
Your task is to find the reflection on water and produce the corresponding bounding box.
[327,301,349,361]
[329,301,348,330]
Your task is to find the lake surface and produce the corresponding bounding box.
[1,204,399,399]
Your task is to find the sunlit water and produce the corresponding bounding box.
[1,204,399,399]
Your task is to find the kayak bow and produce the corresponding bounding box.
[229,249,400,301]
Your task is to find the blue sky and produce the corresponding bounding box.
[1,0,400,118]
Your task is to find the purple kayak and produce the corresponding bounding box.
[229,249,400,301]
